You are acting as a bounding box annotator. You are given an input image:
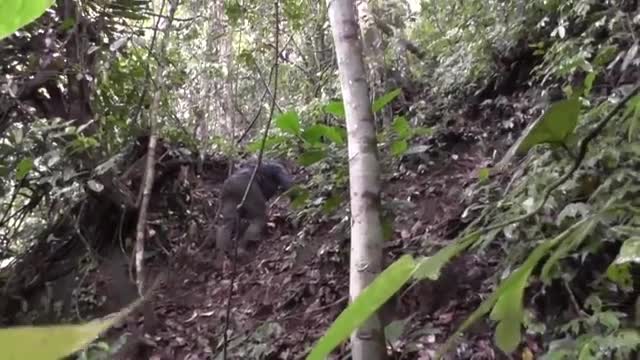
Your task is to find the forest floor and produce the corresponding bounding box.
[107,90,541,360]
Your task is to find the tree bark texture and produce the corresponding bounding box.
[327,1,387,359]
[356,0,389,128]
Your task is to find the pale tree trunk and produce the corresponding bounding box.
[198,4,216,144]
[327,1,387,359]
[200,0,226,141]
[355,0,389,128]
[135,0,178,295]
[221,18,236,140]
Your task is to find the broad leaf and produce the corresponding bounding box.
[298,149,326,166]
[301,125,325,145]
[607,237,640,290]
[0,297,142,360]
[540,216,599,283]
[611,236,640,265]
[275,111,301,135]
[372,88,401,113]
[302,125,344,145]
[391,140,408,156]
[0,0,53,40]
[306,255,417,360]
[392,116,411,139]
[438,222,584,357]
[324,101,345,118]
[516,98,581,154]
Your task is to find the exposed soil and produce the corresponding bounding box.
[103,91,539,360]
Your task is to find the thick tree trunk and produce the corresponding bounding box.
[327,1,387,359]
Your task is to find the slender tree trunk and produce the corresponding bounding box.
[355,0,389,128]
[222,14,236,140]
[135,0,178,295]
[327,1,387,359]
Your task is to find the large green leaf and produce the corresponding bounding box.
[606,236,640,290]
[306,255,417,360]
[0,0,53,40]
[372,88,401,113]
[438,219,594,357]
[516,98,581,154]
[540,216,599,283]
[302,124,344,145]
[275,111,301,135]
[323,101,345,118]
[390,139,408,156]
[298,149,327,166]
[0,297,142,360]
[391,116,411,139]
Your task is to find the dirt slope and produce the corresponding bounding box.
[106,92,537,360]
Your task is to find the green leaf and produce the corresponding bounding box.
[324,101,345,118]
[372,88,401,113]
[541,216,599,284]
[414,232,480,280]
[583,72,596,96]
[322,193,342,214]
[606,237,640,290]
[516,98,581,154]
[607,263,633,290]
[59,17,75,31]
[438,223,575,357]
[611,236,640,265]
[593,45,618,67]
[15,158,33,180]
[275,111,301,135]
[302,125,344,145]
[301,125,325,145]
[0,297,142,360]
[391,116,411,139]
[323,126,344,145]
[384,317,410,343]
[381,215,394,242]
[478,168,490,182]
[490,267,530,353]
[0,0,54,40]
[224,0,244,26]
[306,255,417,360]
[390,140,408,156]
[298,149,326,166]
[245,135,284,153]
[290,188,309,209]
[624,95,640,142]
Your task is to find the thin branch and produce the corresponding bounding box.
[134,0,177,296]
[222,2,281,359]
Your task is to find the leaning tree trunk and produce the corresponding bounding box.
[327,1,387,359]
[135,0,178,295]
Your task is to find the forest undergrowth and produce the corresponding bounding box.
[1,1,640,359]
